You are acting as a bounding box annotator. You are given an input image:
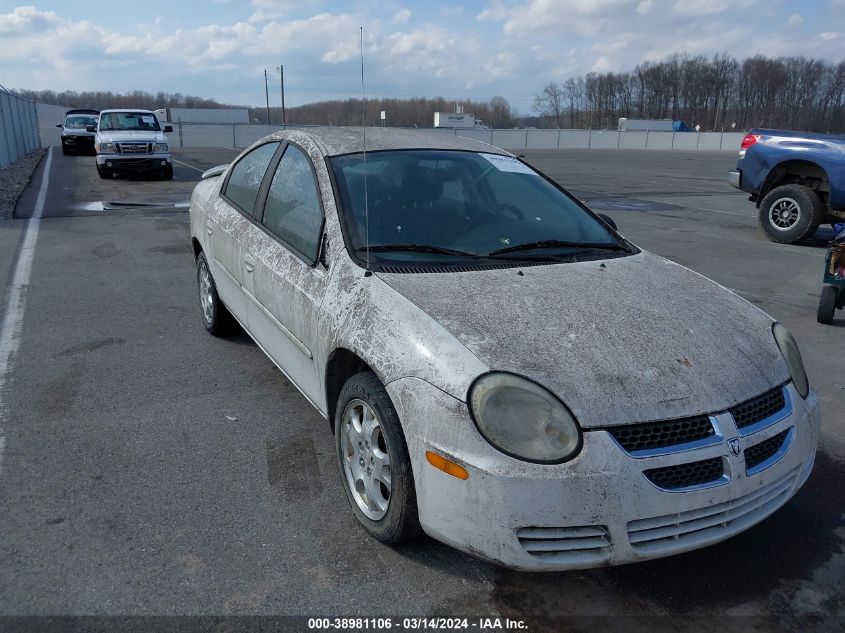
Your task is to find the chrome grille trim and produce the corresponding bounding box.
[117,142,151,154]
[745,428,793,476]
[731,385,791,436]
[604,416,722,458]
[643,456,728,492]
[627,467,799,554]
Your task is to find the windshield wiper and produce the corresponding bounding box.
[487,239,625,257]
[356,244,481,258]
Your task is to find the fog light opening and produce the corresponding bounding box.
[106,161,112,167]
[425,451,469,480]
[161,161,166,166]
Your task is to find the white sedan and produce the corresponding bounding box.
[188,128,819,570]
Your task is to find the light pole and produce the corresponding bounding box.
[280,65,286,126]
[264,69,271,125]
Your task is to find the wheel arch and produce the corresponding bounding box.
[758,159,831,207]
[191,237,203,260]
[325,347,373,432]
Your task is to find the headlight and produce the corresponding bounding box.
[469,372,582,463]
[772,323,809,398]
[154,143,169,152]
[97,142,116,153]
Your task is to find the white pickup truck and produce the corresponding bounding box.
[89,109,174,179]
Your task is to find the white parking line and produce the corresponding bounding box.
[0,146,52,476]
[172,159,204,173]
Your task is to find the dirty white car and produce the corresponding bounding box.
[188,128,819,571]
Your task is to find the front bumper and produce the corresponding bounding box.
[728,169,742,189]
[387,378,819,571]
[96,153,171,173]
[62,135,95,149]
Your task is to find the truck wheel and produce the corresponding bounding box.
[97,166,109,179]
[162,165,173,180]
[759,184,823,244]
[817,285,837,324]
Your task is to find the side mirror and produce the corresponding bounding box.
[598,213,617,231]
[86,125,96,133]
[164,125,173,133]
[55,123,63,128]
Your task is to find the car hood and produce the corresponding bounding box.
[377,251,789,427]
[97,130,167,143]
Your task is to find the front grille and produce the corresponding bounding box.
[628,467,799,554]
[117,142,151,154]
[606,415,714,454]
[730,386,786,430]
[516,525,611,565]
[643,457,724,490]
[745,429,791,473]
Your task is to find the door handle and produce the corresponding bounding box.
[206,226,213,235]
[244,255,255,273]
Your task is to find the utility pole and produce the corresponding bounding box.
[277,64,286,125]
[264,69,271,125]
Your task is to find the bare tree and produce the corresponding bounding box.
[533,82,565,128]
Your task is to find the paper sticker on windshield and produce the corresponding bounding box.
[141,116,155,124]
[479,153,538,175]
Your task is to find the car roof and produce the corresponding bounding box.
[99,109,156,114]
[65,109,99,116]
[264,126,512,158]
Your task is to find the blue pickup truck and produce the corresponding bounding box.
[728,129,845,244]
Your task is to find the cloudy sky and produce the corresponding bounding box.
[0,1,843,113]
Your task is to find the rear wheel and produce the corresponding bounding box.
[817,285,838,324]
[335,372,421,543]
[758,184,824,244]
[61,144,69,155]
[196,252,236,336]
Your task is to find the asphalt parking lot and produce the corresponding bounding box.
[0,146,842,626]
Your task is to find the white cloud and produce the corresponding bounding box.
[672,0,734,16]
[820,31,842,40]
[636,0,654,15]
[392,8,412,24]
[787,13,803,26]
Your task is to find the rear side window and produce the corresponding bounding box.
[261,145,323,262]
[223,142,280,215]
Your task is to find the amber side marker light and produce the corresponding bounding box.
[426,451,469,480]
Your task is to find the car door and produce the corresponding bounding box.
[207,141,281,324]
[240,143,328,407]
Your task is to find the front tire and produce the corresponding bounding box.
[162,165,173,180]
[335,372,421,543]
[196,252,235,336]
[817,285,838,324]
[759,184,824,244]
[97,166,109,179]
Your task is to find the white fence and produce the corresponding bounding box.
[29,103,747,154]
[0,86,40,168]
[165,123,745,152]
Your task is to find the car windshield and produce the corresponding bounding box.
[330,149,629,265]
[65,115,97,129]
[98,112,161,132]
